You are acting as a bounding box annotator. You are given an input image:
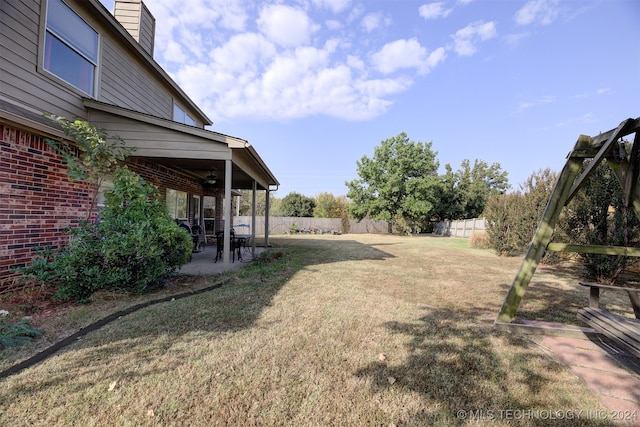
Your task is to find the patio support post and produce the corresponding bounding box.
[265,189,270,247]
[251,180,257,257]
[222,159,232,265]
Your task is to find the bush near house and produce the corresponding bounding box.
[21,168,192,301]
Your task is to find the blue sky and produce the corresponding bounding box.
[99,0,639,198]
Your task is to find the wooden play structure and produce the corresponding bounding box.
[495,117,640,356]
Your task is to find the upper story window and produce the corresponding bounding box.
[173,103,196,126]
[44,0,99,96]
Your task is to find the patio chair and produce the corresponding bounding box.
[214,229,236,263]
[191,224,206,253]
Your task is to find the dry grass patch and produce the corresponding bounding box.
[0,234,629,426]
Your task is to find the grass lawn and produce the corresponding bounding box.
[0,234,635,426]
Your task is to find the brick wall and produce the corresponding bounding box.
[126,158,222,227]
[0,124,92,292]
[0,124,220,292]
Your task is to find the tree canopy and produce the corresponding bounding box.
[314,192,347,218]
[280,192,316,217]
[433,159,510,221]
[346,132,510,232]
[346,132,440,231]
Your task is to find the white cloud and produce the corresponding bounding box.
[514,95,555,113]
[137,0,461,122]
[371,38,444,75]
[257,4,319,47]
[312,0,351,14]
[163,40,188,64]
[574,88,611,99]
[504,32,530,47]
[361,12,390,32]
[326,19,342,30]
[514,0,560,26]
[418,2,453,20]
[451,21,496,56]
[175,34,410,121]
[143,0,248,64]
[209,33,277,73]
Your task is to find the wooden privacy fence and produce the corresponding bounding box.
[433,217,486,238]
[232,216,389,235]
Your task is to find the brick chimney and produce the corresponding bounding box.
[113,0,156,56]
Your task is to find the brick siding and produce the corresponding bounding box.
[0,124,216,293]
[0,124,91,292]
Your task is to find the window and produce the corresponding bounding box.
[173,103,196,126]
[192,195,201,225]
[203,196,216,235]
[96,177,114,210]
[166,189,188,220]
[44,0,99,95]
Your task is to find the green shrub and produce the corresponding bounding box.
[483,168,557,256]
[557,160,640,283]
[21,168,192,301]
[0,317,42,349]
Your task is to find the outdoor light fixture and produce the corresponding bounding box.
[203,171,217,185]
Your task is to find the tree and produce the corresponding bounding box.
[346,132,440,233]
[483,168,557,255]
[455,159,510,219]
[558,160,640,283]
[44,114,135,220]
[314,193,347,218]
[280,192,316,217]
[432,160,510,221]
[236,190,279,216]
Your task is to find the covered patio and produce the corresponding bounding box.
[178,244,267,275]
[85,99,279,268]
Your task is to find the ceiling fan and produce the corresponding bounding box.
[202,171,217,185]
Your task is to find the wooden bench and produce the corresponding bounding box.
[577,307,640,358]
[577,282,640,358]
[579,281,640,318]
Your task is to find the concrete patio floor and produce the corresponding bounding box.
[178,242,265,276]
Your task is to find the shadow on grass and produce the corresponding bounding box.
[0,236,621,425]
[354,305,610,426]
[0,236,394,380]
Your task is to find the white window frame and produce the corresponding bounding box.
[173,103,196,126]
[166,189,188,220]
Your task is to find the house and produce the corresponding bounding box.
[0,0,279,292]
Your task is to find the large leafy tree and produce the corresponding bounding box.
[346,132,440,232]
[235,190,280,216]
[280,192,316,217]
[455,159,510,219]
[314,192,347,218]
[433,160,510,221]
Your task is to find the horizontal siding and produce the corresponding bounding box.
[99,37,172,118]
[0,0,88,120]
[139,6,155,54]
[88,111,229,158]
[2,0,196,125]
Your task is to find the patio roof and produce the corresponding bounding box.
[84,99,279,191]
